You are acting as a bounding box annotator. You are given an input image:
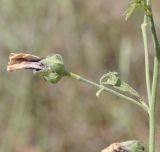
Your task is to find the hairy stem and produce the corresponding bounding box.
[68,72,148,112]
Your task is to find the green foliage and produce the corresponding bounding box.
[125,0,151,20]
[125,2,141,20]
[3,0,160,151]
[99,72,141,99]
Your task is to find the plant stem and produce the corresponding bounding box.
[149,57,159,152]
[68,72,148,112]
[147,11,160,152]
[141,16,151,103]
[149,14,160,61]
[143,1,160,151]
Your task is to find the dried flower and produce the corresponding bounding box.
[7,53,43,71]
[7,53,67,84]
[101,140,144,152]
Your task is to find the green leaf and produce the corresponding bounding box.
[100,72,141,99]
[125,2,140,20]
[125,0,150,20]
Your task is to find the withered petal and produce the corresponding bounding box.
[101,143,124,152]
[7,53,43,71]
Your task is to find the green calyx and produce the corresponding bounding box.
[101,140,144,152]
[43,73,61,84]
[34,54,68,84]
[41,54,67,76]
[121,140,144,152]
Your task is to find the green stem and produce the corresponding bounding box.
[141,15,151,103]
[148,13,160,152]
[149,15,160,61]
[68,72,148,112]
[146,5,160,152]
[149,57,159,152]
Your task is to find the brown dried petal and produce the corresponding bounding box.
[101,143,127,152]
[7,53,43,71]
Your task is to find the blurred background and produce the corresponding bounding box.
[0,0,160,152]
